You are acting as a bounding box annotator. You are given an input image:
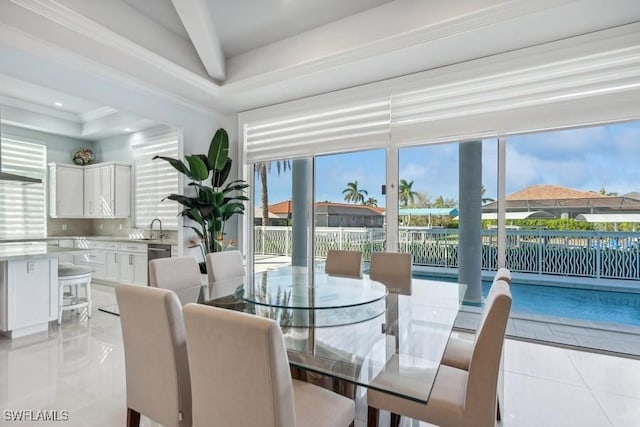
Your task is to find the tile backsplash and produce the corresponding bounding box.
[48,219,93,236]
[48,218,177,241]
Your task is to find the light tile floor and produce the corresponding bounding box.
[455,308,640,356]
[1,285,639,427]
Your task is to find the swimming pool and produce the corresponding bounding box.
[414,274,640,327]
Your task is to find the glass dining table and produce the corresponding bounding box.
[103,267,466,404]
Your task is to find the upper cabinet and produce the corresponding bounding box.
[49,163,84,218]
[84,164,131,218]
[49,162,131,218]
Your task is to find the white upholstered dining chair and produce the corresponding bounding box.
[367,280,512,427]
[440,267,512,421]
[183,303,355,427]
[115,285,192,427]
[441,267,512,371]
[149,256,202,290]
[148,256,202,305]
[368,252,412,290]
[325,249,363,279]
[205,250,245,283]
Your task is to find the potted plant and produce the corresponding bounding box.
[154,128,248,269]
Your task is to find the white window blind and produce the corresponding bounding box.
[242,33,640,160]
[0,138,46,239]
[390,46,640,146]
[244,99,390,163]
[133,130,180,229]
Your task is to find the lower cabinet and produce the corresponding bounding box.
[75,239,148,286]
[106,251,148,286]
[74,240,106,278]
[0,258,58,337]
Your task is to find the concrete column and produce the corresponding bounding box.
[291,159,311,328]
[459,141,483,304]
[291,159,310,267]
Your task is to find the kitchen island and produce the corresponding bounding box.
[0,243,87,338]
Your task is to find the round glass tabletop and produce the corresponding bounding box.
[241,267,388,327]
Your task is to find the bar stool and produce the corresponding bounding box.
[58,262,93,325]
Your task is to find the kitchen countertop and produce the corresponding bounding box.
[0,236,178,245]
[0,243,89,261]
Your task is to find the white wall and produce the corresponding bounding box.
[94,120,241,259]
[1,124,94,164]
[0,42,239,253]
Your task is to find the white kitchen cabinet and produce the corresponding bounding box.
[105,251,119,281]
[49,162,130,219]
[100,242,147,286]
[83,167,100,217]
[48,163,84,218]
[118,251,147,286]
[0,258,58,338]
[84,163,130,218]
[74,239,106,279]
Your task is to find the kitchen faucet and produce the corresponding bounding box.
[149,218,165,240]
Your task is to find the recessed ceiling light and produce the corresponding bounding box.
[124,128,132,132]
[54,102,63,107]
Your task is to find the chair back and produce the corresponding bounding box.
[149,256,201,291]
[325,250,363,278]
[115,285,191,427]
[369,252,412,290]
[465,280,512,426]
[205,250,245,283]
[184,304,296,427]
[495,267,512,285]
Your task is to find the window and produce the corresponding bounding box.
[0,138,46,238]
[133,130,180,229]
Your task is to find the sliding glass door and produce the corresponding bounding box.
[314,149,386,271]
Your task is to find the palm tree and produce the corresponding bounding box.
[399,179,418,207]
[364,197,378,207]
[481,184,495,204]
[255,161,291,226]
[599,186,618,196]
[342,180,368,204]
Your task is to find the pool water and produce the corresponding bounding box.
[414,274,640,327]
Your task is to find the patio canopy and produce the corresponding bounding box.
[575,213,640,223]
[483,211,555,220]
[398,208,459,216]
[453,211,554,220]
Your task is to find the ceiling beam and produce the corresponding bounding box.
[171,0,226,82]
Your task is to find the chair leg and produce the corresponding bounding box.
[390,413,401,427]
[367,406,379,427]
[57,284,64,325]
[497,399,502,421]
[86,280,92,318]
[126,408,140,427]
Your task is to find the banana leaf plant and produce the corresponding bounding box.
[153,128,249,253]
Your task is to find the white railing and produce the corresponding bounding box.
[254,226,640,280]
[254,226,386,259]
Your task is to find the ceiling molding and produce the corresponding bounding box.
[1,103,82,137]
[3,0,640,116]
[9,0,220,94]
[171,0,226,82]
[80,106,118,123]
[0,23,224,118]
[223,0,576,87]
[0,95,81,122]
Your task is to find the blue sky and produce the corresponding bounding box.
[256,121,640,207]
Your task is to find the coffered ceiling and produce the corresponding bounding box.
[1,0,639,119]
